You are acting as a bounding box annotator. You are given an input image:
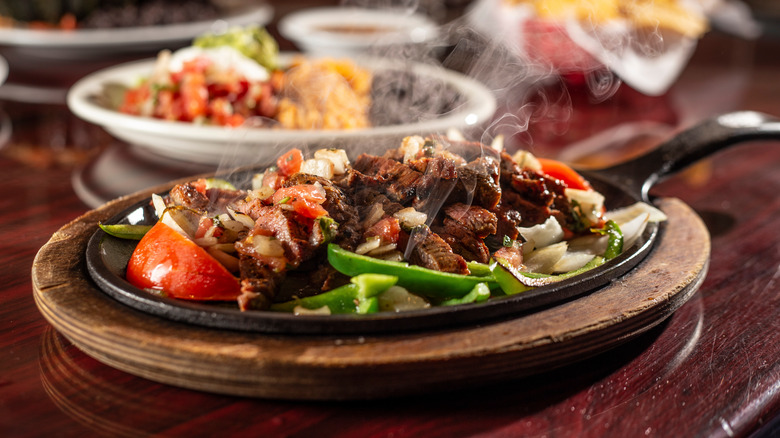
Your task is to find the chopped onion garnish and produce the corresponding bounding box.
[160,207,199,238]
[566,188,605,227]
[152,193,167,218]
[361,203,385,228]
[249,186,274,201]
[355,236,381,255]
[227,207,255,229]
[252,235,285,257]
[314,148,349,175]
[293,305,331,316]
[251,173,265,190]
[194,236,218,247]
[221,219,245,233]
[203,223,218,239]
[523,241,568,275]
[605,202,667,225]
[378,286,430,312]
[394,207,427,228]
[511,150,542,172]
[206,247,240,272]
[400,135,425,163]
[490,134,504,152]
[300,158,334,179]
[367,243,397,256]
[518,216,564,252]
[379,251,404,262]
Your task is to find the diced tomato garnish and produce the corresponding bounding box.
[180,72,208,121]
[272,184,328,219]
[365,216,401,244]
[119,85,151,115]
[537,157,592,191]
[126,222,240,301]
[224,114,246,127]
[192,178,208,194]
[276,149,304,177]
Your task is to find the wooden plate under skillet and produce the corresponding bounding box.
[31,188,708,400]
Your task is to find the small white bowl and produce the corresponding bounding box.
[279,7,439,57]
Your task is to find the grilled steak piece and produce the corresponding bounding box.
[443,203,497,238]
[168,182,245,214]
[353,189,405,217]
[501,190,555,227]
[447,156,502,210]
[236,254,284,311]
[406,225,469,275]
[169,182,209,211]
[411,156,460,211]
[433,220,491,264]
[510,171,563,207]
[352,154,422,203]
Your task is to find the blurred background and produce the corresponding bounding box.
[0,0,777,206]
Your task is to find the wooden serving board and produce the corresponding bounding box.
[32,187,710,400]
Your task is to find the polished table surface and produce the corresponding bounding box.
[2,5,780,438]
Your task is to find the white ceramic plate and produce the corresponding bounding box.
[67,55,497,165]
[279,7,438,57]
[0,5,273,59]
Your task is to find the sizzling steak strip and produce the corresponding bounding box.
[407,225,469,275]
[169,182,209,211]
[236,254,284,311]
[443,203,498,238]
[446,156,502,210]
[352,153,422,203]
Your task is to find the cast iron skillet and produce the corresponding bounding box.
[85,111,780,334]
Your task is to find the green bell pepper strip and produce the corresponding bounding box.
[466,261,495,277]
[98,223,153,240]
[492,259,533,295]
[270,273,396,314]
[327,244,498,299]
[439,282,491,306]
[492,255,606,295]
[592,220,623,260]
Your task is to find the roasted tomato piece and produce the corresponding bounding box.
[126,221,240,300]
[537,157,592,191]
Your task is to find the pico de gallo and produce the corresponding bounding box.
[118,25,373,130]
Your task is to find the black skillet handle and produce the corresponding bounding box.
[592,111,780,202]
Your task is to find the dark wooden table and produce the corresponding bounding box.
[2,5,779,437]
